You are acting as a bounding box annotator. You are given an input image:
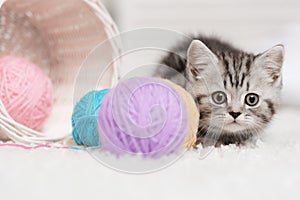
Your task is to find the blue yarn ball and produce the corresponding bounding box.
[72,89,109,147]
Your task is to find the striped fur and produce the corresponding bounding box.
[159,35,284,146]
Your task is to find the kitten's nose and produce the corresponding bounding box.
[229,111,241,119]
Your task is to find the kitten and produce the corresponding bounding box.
[158,35,284,146]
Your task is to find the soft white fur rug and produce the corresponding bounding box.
[0,106,299,200]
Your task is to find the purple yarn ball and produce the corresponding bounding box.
[98,77,188,157]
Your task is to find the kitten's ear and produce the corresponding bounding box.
[187,40,218,77]
[255,45,284,82]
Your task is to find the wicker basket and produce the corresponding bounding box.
[0,0,120,144]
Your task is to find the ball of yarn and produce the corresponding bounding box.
[0,56,53,130]
[72,89,109,147]
[163,80,199,149]
[98,77,188,157]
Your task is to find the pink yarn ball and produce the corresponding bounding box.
[0,56,53,130]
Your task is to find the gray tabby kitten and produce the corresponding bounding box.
[159,35,284,146]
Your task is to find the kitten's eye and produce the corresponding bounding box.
[212,91,227,104]
[245,93,259,106]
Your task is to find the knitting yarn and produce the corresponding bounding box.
[0,56,53,131]
[72,89,109,147]
[163,80,199,149]
[98,77,188,157]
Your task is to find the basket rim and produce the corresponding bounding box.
[0,0,121,145]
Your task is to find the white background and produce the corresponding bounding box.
[103,0,300,106]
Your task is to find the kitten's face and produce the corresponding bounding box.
[186,40,284,143]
